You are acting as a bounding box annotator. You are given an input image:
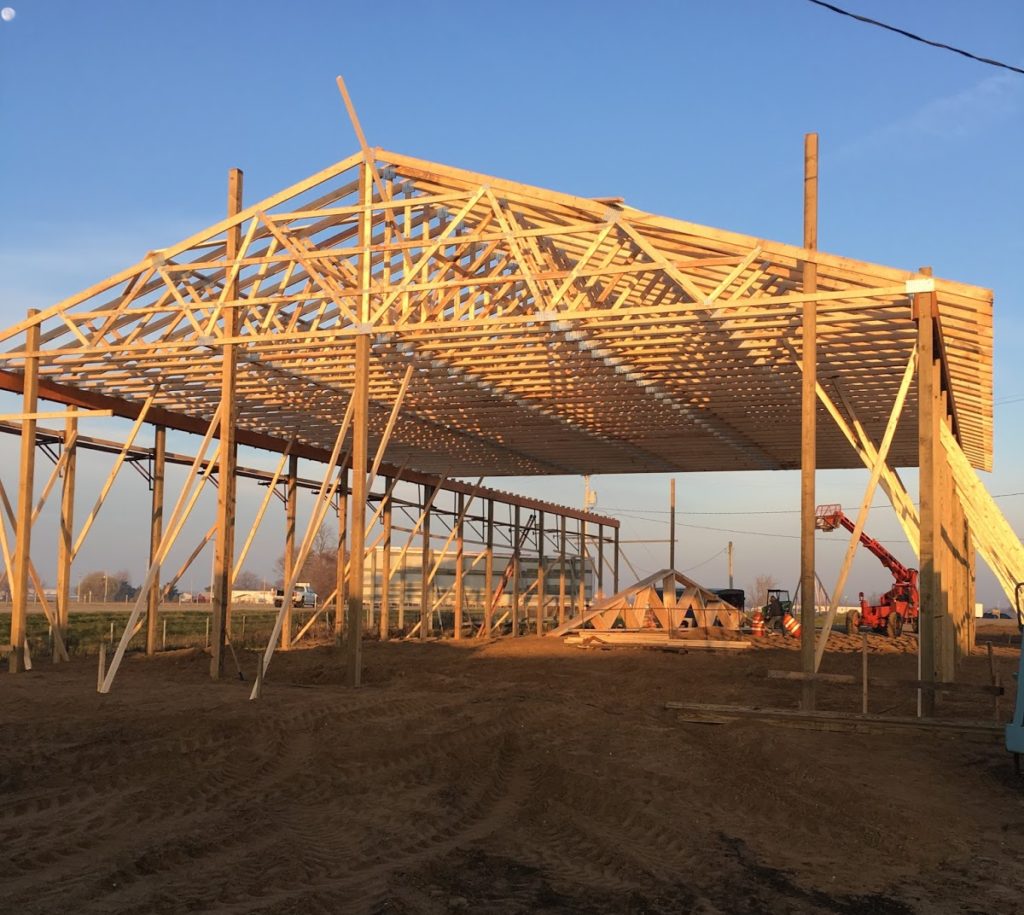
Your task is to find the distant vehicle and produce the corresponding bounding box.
[712,588,745,611]
[982,609,1014,620]
[274,585,317,608]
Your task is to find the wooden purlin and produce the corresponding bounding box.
[0,149,993,477]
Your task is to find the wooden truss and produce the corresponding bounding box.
[0,97,1002,700]
[0,150,993,478]
[549,568,742,636]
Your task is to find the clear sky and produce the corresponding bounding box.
[0,0,1021,606]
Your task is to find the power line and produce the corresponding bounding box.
[804,0,1024,76]
[603,489,1024,517]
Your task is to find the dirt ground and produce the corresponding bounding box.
[1,632,1022,914]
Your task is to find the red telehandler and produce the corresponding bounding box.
[815,504,919,637]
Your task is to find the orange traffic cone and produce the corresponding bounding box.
[751,609,765,637]
[782,612,802,639]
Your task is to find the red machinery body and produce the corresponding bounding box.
[815,504,919,636]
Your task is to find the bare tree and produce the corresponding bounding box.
[234,569,264,590]
[275,522,339,601]
[748,574,779,609]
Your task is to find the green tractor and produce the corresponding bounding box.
[762,589,793,632]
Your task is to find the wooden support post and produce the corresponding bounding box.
[484,499,494,637]
[55,415,76,661]
[454,492,464,639]
[511,506,521,637]
[537,510,545,634]
[578,518,587,614]
[335,467,348,641]
[596,522,603,598]
[669,478,676,570]
[211,167,243,680]
[346,333,370,687]
[861,632,869,715]
[380,476,392,640]
[613,525,620,593]
[420,484,434,640]
[800,132,819,712]
[558,514,567,626]
[10,310,39,673]
[146,425,165,656]
[282,453,298,650]
[917,266,939,713]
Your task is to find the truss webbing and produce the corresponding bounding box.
[942,424,1023,603]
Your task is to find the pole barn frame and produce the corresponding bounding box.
[0,126,999,694]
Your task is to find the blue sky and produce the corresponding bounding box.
[0,0,1021,605]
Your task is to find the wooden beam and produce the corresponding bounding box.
[211,167,243,679]
[335,467,348,641]
[484,499,494,637]
[800,132,819,711]
[511,505,521,637]
[536,510,545,634]
[146,425,165,656]
[55,415,76,660]
[9,310,39,672]
[380,475,392,640]
[558,514,567,626]
[918,266,939,712]
[346,333,370,686]
[454,492,464,639]
[420,483,434,640]
[282,453,298,650]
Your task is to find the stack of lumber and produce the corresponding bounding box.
[565,630,750,651]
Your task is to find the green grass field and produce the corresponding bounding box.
[0,604,334,657]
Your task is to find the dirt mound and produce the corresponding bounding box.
[0,637,1020,913]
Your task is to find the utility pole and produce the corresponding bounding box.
[728,541,734,589]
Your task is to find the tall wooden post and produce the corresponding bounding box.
[335,467,348,641]
[558,514,567,626]
[917,266,939,712]
[346,334,370,687]
[10,310,39,673]
[613,525,620,593]
[454,492,464,639]
[281,453,298,650]
[420,484,434,640]
[728,541,734,589]
[669,478,676,570]
[800,132,819,711]
[511,506,521,637]
[536,510,545,634]
[211,167,242,679]
[55,415,77,660]
[380,476,392,640]
[596,522,604,597]
[484,499,494,636]
[578,518,587,614]
[146,425,165,656]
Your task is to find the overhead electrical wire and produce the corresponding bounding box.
[804,0,1024,76]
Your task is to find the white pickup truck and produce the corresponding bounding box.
[273,585,317,608]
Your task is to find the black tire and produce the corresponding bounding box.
[886,612,904,638]
[846,610,861,635]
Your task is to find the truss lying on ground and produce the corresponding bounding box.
[550,569,743,635]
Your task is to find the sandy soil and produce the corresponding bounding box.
[1,633,1022,914]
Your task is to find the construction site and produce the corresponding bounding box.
[2,14,1023,907]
